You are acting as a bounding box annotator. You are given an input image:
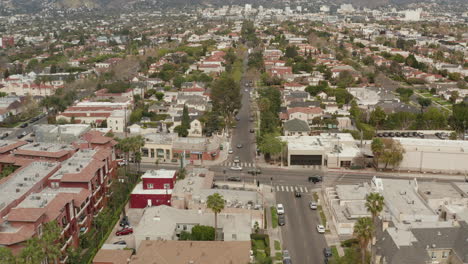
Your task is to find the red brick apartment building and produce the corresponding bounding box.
[130,169,177,208]
[0,131,117,262]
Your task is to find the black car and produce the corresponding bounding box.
[113,240,127,245]
[278,214,285,226]
[0,133,8,139]
[248,168,262,175]
[227,176,241,182]
[249,129,255,133]
[119,216,130,227]
[20,123,28,128]
[323,247,332,258]
[294,191,301,198]
[308,176,323,184]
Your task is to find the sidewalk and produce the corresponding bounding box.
[317,190,345,256]
[261,185,283,258]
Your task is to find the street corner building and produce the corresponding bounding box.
[130,169,177,208]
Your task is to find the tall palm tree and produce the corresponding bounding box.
[354,217,374,264]
[206,193,225,241]
[366,192,384,228]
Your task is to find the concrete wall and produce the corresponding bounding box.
[399,150,468,173]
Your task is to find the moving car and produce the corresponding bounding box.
[20,123,28,128]
[278,214,285,226]
[0,133,8,139]
[116,227,133,236]
[323,248,332,258]
[249,128,255,133]
[119,216,130,227]
[294,191,301,198]
[276,204,285,215]
[233,156,240,163]
[310,201,317,210]
[236,143,243,148]
[308,175,323,184]
[227,176,241,182]
[17,131,27,139]
[230,166,243,171]
[247,168,262,175]
[316,225,325,234]
[228,149,234,154]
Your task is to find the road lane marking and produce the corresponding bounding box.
[285,186,289,192]
[304,187,309,193]
[276,186,280,191]
[299,187,304,192]
[281,186,284,191]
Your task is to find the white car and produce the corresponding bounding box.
[316,225,325,233]
[233,156,240,163]
[310,202,317,210]
[276,204,285,215]
[228,149,234,154]
[230,166,243,171]
[117,159,128,166]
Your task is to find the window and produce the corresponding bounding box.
[150,149,155,158]
[442,251,448,258]
[164,183,170,190]
[431,251,437,259]
[142,148,149,157]
[147,183,154,189]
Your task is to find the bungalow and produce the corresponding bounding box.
[284,83,307,92]
[286,107,323,125]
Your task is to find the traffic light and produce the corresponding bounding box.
[257,181,260,187]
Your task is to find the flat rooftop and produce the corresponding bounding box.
[50,149,97,180]
[33,124,90,136]
[142,169,177,179]
[143,133,176,144]
[395,137,468,149]
[418,182,464,200]
[0,162,59,213]
[16,187,82,209]
[381,179,435,218]
[336,183,371,201]
[132,183,173,195]
[17,142,75,153]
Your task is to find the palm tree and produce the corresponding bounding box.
[371,138,384,168]
[366,192,385,262]
[40,221,62,263]
[354,217,374,264]
[206,193,225,241]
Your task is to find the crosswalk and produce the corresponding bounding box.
[275,185,310,193]
[222,162,256,168]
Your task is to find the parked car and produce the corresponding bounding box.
[276,204,285,215]
[308,176,323,184]
[249,117,254,122]
[317,225,325,234]
[236,143,243,148]
[228,149,234,154]
[283,258,292,264]
[282,250,290,260]
[117,159,128,166]
[310,201,317,210]
[227,176,241,182]
[0,133,8,139]
[20,123,28,128]
[323,247,332,258]
[278,214,285,226]
[230,166,242,171]
[113,240,127,245]
[294,191,301,198]
[116,227,133,236]
[119,216,129,227]
[17,132,27,139]
[248,168,262,175]
[249,128,255,133]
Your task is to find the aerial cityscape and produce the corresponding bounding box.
[0,0,467,263]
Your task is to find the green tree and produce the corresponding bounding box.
[206,193,225,241]
[134,151,142,173]
[174,125,189,137]
[211,76,241,129]
[380,138,405,169]
[18,237,45,264]
[191,225,215,241]
[405,54,419,68]
[40,220,62,263]
[285,46,298,58]
[417,97,432,113]
[182,104,191,130]
[369,107,387,129]
[258,133,284,159]
[336,71,354,88]
[0,247,15,263]
[449,102,468,133]
[371,138,384,168]
[354,217,373,264]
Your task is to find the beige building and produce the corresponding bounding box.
[394,138,468,173]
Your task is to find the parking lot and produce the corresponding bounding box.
[104,206,145,249]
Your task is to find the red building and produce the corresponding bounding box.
[0,130,117,262]
[1,36,14,49]
[130,169,177,208]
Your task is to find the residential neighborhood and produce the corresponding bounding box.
[0,1,467,264]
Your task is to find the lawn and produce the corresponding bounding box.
[271,206,278,228]
[318,205,327,229]
[275,252,282,260]
[253,239,266,250]
[274,240,281,251]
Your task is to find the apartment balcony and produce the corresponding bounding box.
[60,223,70,236]
[76,200,90,218]
[94,195,104,208]
[60,236,73,252]
[78,215,88,226]
[106,180,113,188]
[93,185,102,196]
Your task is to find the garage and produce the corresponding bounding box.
[290,155,322,165]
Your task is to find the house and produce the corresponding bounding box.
[268,66,293,81]
[130,169,177,208]
[188,119,203,137]
[283,118,310,136]
[284,82,307,92]
[286,107,323,125]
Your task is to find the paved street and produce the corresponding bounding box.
[0,114,48,140]
[277,191,328,264]
[228,52,256,165]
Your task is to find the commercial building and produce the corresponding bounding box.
[130,169,177,208]
[394,138,468,173]
[280,133,360,168]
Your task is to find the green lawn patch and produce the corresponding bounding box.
[318,205,327,228]
[254,239,266,250]
[271,206,278,228]
[274,240,281,251]
[275,252,283,260]
[331,246,339,258]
